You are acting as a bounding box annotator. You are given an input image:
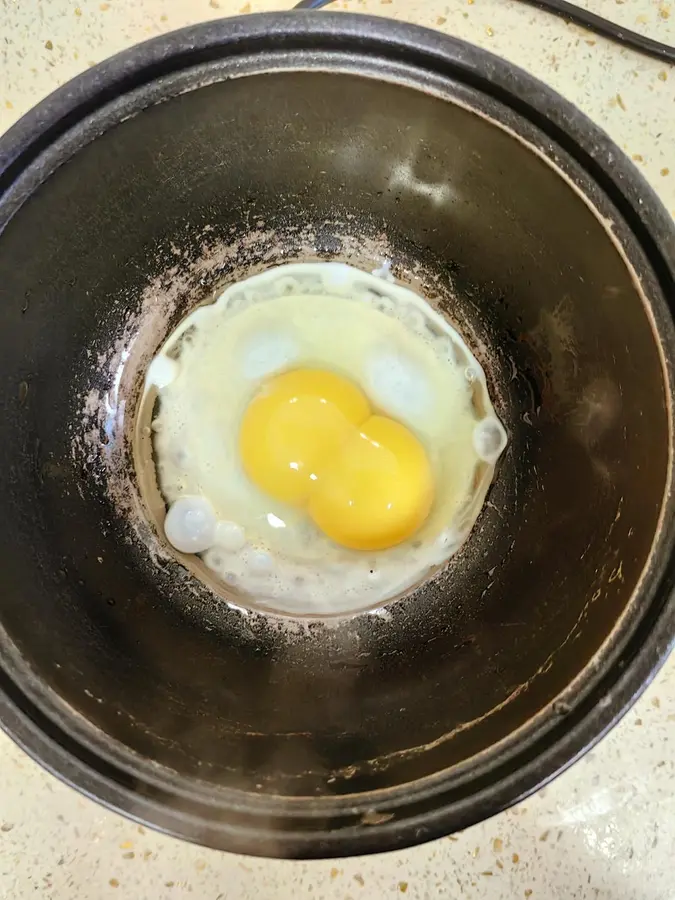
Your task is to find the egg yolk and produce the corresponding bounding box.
[239,368,434,550]
[239,369,371,506]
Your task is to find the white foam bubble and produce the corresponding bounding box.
[214,520,246,552]
[145,356,179,391]
[241,330,298,380]
[164,496,217,554]
[365,350,433,425]
[247,549,274,575]
[473,418,508,463]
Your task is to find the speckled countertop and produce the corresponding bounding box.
[1,0,674,897]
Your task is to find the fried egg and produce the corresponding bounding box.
[141,262,507,615]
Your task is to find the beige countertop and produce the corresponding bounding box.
[1,1,674,898]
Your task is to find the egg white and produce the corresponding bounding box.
[143,262,507,615]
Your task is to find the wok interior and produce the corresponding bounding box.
[0,70,668,799]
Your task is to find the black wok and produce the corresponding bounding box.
[0,12,674,859]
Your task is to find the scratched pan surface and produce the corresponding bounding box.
[0,14,674,858]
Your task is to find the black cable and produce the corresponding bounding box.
[293,0,675,65]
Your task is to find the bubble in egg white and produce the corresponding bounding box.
[164,496,217,554]
[473,418,508,463]
[365,350,433,425]
[214,520,246,552]
[403,306,427,335]
[241,330,298,380]
[247,549,274,575]
[145,356,179,391]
